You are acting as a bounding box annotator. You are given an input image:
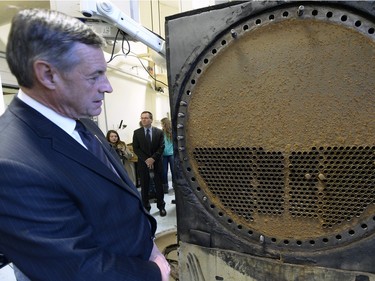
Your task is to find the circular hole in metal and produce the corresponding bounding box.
[369,27,375,34]
[355,20,362,27]
[186,90,191,96]
[191,79,196,85]
[341,15,347,21]
[349,229,355,236]
[269,14,274,20]
[361,224,368,229]
[309,240,315,245]
[326,11,333,18]
[255,19,261,25]
[283,240,289,245]
[336,234,342,240]
[243,24,249,31]
[322,238,329,243]
[184,8,375,249]
[296,240,302,246]
[196,69,202,74]
[203,58,209,64]
[312,10,318,16]
[282,11,289,17]
[221,40,226,46]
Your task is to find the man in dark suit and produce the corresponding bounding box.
[0,9,170,281]
[133,111,167,216]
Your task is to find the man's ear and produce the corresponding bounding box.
[33,60,57,90]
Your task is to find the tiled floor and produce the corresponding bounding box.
[0,183,177,281]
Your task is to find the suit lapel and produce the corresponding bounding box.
[9,98,139,197]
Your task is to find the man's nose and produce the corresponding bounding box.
[101,75,113,93]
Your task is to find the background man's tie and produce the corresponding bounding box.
[146,128,152,153]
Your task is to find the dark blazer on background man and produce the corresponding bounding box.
[133,126,165,209]
[0,97,160,281]
[133,126,165,166]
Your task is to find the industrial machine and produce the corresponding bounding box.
[165,1,375,280]
[81,0,375,279]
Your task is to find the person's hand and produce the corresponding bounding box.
[145,157,155,169]
[149,242,170,281]
[116,144,126,152]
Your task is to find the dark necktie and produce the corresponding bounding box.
[75,120,114,171]
[146,128,152,152]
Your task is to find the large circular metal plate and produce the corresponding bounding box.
[176,4,375,250]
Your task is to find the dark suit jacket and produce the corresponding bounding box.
[132,126,164,173]
[0,98,161,281]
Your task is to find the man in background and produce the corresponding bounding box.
[0,9,169,281]
[133,111,167,216]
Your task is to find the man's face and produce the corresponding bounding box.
[140,113,152,128]
[52,43,113,119]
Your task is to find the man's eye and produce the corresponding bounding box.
[87,76,99,84]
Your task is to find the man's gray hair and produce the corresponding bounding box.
[6,9,106,88]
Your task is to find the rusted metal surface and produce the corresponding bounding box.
[186,17,375,240]
[166,0,375,277]
[179,242,375,281]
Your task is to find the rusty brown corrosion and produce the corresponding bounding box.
[186,19,375,239]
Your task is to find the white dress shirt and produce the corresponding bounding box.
[17,90,85,147]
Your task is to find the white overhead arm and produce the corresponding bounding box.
[80,0,166,58]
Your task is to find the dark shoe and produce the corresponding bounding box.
[159,208,167,217]
[163,184,169,194]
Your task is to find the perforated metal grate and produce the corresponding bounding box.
[193,146,375,228]
[316,146,375,228]
[194,147,285,221]
[175,3,375,248]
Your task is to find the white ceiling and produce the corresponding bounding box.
[0,0,183,27]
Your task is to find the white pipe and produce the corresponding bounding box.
[107,64,150,83]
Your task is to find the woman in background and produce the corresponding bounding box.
[161,118,175,194]
[106,130,136,185]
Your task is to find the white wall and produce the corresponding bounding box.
[0,0,207,143]
[101,75,170,145]
[0,23,18,87]
[0,9,172,145]
[0,42,170,145]
[98,41,170,144]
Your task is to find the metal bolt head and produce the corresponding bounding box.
[318,173,327,181]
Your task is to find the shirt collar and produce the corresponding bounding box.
[17,89,76,136]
